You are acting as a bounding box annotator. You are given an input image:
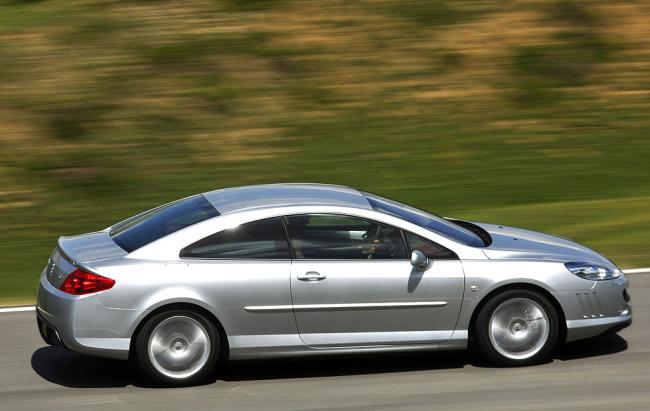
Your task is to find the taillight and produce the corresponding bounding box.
[59,268,115,295]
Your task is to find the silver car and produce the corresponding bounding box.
[36,184,632,386]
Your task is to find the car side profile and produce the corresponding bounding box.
[36,184,632,386]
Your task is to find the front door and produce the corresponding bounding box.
[285,214,464,347]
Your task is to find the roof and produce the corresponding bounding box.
[202,184,372,214]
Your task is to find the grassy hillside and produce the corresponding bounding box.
[1,0,649,305]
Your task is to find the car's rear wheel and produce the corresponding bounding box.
[134,309,220,386]
[474,289,559,366]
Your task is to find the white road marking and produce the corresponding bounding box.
[623,268,650,274]
[0,306,36,313]
[0,267,649,313]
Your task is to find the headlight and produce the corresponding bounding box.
[565,262,622,281]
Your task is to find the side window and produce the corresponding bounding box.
[111,194,220,252]
[404,232,457,259]
[180,217,290,259]
[285,214,407,260]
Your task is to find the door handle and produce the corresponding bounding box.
[297,271,327,282]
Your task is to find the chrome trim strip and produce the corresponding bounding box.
[244,301,448,312]
[244,305,293,312]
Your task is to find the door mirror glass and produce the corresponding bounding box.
[410,250,429,271]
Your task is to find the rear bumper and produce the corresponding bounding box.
[36,273,144,360]
[36,311,64,347]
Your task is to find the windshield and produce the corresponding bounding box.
[111,194,220,252]
[362,192,486,247]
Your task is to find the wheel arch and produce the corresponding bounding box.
[128,302,230,361]
[467,282,567,345]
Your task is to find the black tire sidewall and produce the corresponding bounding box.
[134,309,220,387]
[474,289,559,366]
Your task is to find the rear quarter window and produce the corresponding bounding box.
[180,217,291,259]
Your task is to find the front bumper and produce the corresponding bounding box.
[36,273,145,360]
[566,312,632,342]
[560,274,632,342]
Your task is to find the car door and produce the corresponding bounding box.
[285,213,465,348]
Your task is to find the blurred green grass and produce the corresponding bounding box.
[0,0,649,305]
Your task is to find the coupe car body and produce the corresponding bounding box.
[36,184,631,385]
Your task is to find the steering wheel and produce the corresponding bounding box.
[362,225,384,258]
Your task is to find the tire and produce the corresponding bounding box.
[474,289,559,366]
[134,309,220,387]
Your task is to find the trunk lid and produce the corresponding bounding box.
[45,232,127,289]
[58,231,127,264]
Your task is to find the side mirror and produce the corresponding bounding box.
[410,250,429,271]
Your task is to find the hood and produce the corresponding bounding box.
[58,231,127,264]
[475,223,614,266]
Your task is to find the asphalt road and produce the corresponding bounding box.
[1,275,648,411]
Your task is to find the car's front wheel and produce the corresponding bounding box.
[474,289,559,366]
[134,309,220,386]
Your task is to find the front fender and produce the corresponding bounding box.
[455,260,592,331]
